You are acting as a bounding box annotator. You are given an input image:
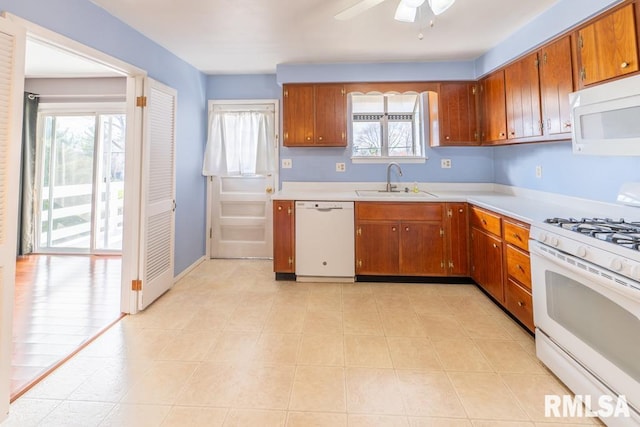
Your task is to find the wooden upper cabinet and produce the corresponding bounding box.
[434,82,479,146]
[480,70,507,143]
[283,83,346,147]
[540,35,574,136]
[504,52,543,140]
[578,3,639,86]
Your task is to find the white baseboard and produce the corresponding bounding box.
[174,256,206,283]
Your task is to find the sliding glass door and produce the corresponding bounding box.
[37,108,125,253]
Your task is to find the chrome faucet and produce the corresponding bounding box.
[386,162,403,192]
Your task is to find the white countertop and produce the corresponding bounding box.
[272,182,640,225]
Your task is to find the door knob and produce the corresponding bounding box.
[266,186,273,194]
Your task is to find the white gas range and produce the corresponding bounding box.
[530,216,640,426]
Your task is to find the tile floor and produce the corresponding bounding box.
[2,259,603,426]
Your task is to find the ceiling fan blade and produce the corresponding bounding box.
[394,2,417,22]
[334,0,387,20]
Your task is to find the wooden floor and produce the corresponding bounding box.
[11,254,123,399]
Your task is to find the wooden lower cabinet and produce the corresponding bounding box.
[273,200,295,273]
[355,202,447,276]
[505,279,534,331]
[470,227,504,302]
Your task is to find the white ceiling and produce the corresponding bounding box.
[88,0,560,75]
[25,39,122,78]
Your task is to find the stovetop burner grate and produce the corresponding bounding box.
[544,217,640,250]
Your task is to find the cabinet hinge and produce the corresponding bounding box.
[357,227,362,236]
[539,121,544,131]
[131,279,142,291]
[287,207,292,215]
[474,131,479,141]
[136,96,147,108]
[447,209,453,217]
[440,228,444,237]
[341,88,345,96]
[449,261,455,269]
[580,67,586,81]
[440,261,445,269]
[284,89,288,97]
[288,257,293,266]
[471,86,477,95]
[543,52,548,65]
[578,35,584,49]
[358,260,362,268]
[534,58,539,67]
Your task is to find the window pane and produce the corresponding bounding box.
[351,94,384,114]
[388,121,414,156]
[387,94,418,113]
[352,122,382,156]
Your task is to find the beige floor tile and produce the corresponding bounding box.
[289,366,346,412]
[68,358,148,402]
[263,308,307,334]
[37,400,114,427]
[396,370,467,418]
[409,417,473,426]
[346,367,405,415]
[380,310,427,337]
[234,365,295,410]
[120,361,198,405]
[475,340,546,374]
[472,421,534,427]
[285,411,348,427]
[121,328,180,360]
[1,398,61,427]
[344,335,393,368]
[181,307,232,331]
[303,310,343,335]
[343,309,385,335]
[348,414,410,426]
[224,305,271,332]
[252,334,301,365]
[436,285,480,297]
[205,331,260,363]
[175,362,246,406]
[307,282,343,294]
[157,330,219,361]
[162,406,228,427]
[100,403,171,427]
[223,408,286,426]
[410,295,455,316]
[342,282,374,295]
[387,337,442,371]
[501,373,594,424]
[307,291,342,311]
[343,293,378,312]
[376,293,414,311]
[457,315,514,340]
[419,314,468,341]
[432,339,492,372]
[297,334,345,366]
[448,372,528,421]
[442,296,495,317]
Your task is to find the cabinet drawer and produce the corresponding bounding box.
[505,279,534,332]
[356,202,443,221]
[504,220,529,251]
[470,206,501,236]
[506,245,531,290]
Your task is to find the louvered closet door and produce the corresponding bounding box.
[0,17,25,420]
[138,78,177,310]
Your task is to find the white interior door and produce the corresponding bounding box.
[0,17,25,422]
[138,78,176,310]
[207,101,278,259]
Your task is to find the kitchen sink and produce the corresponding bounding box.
[356,189,438,199]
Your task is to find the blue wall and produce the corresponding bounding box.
[3,0,208,275]
[207,74,280,100]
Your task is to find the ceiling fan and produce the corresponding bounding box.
[335,0,456,23]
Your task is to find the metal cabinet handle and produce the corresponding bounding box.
[509,131,515,137]
[318,136,323,141]
[445,136,451,140]
[563,121,572,128]
[513,233,522,241]
[405,227,410,232]
[621,61,630,69]
[517,301,525,307]
[392,227,397,232]
[306,136,312,141]
[278,205,282,211]
[492,243,498,248]
[499,132,506,137]
[517,264,525,272]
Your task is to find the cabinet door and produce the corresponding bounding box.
[505,52,543,139]
[470,227,504,302]
[356,222,399,275]
[438,82,479,145]
[578,3,639,86]
[283,84,314,146]
[273,200,295,273]
[399,221,445,275]
[540,36,574,136]
[480,70,507,143]
[315,84,347,146]
[446,203,469,276]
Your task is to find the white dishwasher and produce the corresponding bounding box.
[295,201,355,281]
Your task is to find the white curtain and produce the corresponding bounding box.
[203,108,274,176]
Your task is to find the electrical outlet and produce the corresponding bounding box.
[336,162,346,172]
[536,165,542,178]
[282,158,292,169]
[441,159,452,169]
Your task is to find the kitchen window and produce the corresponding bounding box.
[350,92,426,163]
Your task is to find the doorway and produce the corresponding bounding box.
[205,100,279,259]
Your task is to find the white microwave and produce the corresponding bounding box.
[570,74,640,156]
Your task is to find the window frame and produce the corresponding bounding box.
[349,91,428,164]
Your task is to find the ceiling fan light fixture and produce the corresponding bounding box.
[401,0,426,7]
[427,0,455,15]
[394,3,418,22]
